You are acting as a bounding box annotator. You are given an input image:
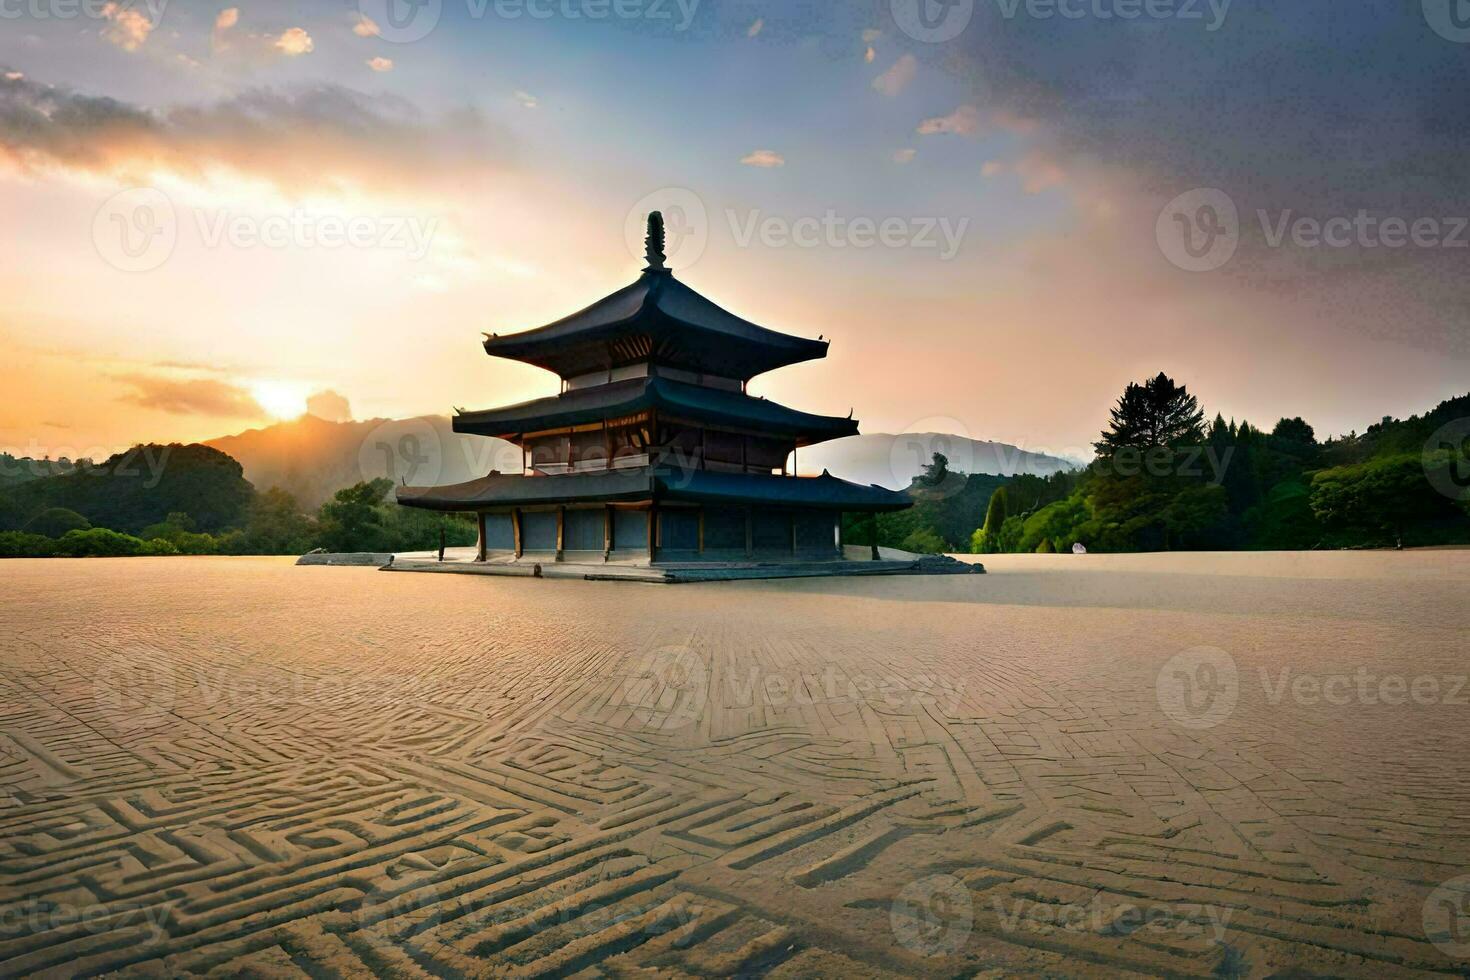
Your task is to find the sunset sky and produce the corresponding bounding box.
[2,0,1466,464]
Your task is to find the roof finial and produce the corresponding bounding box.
[644,211,667,272]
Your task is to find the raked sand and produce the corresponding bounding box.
[1,552,1468,977]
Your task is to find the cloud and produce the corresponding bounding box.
[100,2,155,52]
[864,46,875,64]
[215,7,239,31]
[740,149,785,168]
[353,13,380,37]
[514,89,538,109]
[981,160,1004,177]
[306,389,352,422]
[367,57,394,73]
[872,54,916,97]
[115,374,263,418]
[893,148,916,164]
[862,28,881,42]
[274,28,314,56]
[0,74,504,196]
[918,104,980,136]
[747,17,763,37]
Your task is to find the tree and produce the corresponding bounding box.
[919,452,949,487]
[974,486,1009,553]
[24,507,91,538]
[317,479,395,553]
[1094,372,1205,457]
[237,488,316,555]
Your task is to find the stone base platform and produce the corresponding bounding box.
[299,546,983,583]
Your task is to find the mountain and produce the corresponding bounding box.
[796,433,1077,489]
[204,415,1074,509]
[205,415,520,510]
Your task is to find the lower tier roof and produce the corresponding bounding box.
[394,468,911,513]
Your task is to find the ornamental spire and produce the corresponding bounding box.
[643,211,667,272]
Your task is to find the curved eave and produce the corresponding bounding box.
[453,377,859,447]
[394,468,912,513]
[481,271,828,381]
[658,470,912,512]
[396,470,655,512]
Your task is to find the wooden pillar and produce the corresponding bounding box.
[604,505,613,561]
[513,508,523,558]
[744,507,754,558]
[871,512,880,561]
[697,508,705,554]
[475,512,487,562]
[648,502,658,563]
[790,511,798,556]
[555,506,565,562]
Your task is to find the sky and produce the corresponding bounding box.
[1,0,1467,464]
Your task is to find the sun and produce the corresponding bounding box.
[249,380,308,421]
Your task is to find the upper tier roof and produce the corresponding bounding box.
[453,376,858,447]
[482,269,829,381]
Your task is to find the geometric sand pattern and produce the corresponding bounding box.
[2,553,1468,977]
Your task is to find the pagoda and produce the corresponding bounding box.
[396,213,911,567]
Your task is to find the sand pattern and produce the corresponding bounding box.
[1,553,1468,977]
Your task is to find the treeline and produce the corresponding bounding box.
[0,444,473,558]
[848,375,1470,554]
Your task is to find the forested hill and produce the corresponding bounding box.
[0,444,253,536]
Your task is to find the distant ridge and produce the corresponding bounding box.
[796,432,1076,489]
[205,415,519,510]
[204,417,1074,507]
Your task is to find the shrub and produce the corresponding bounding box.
[24,507,91,538]
[0,532,57,557]
[55,528,146,557]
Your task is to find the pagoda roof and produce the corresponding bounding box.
[454,376,858,446]
[482,270,829,381]
[395,468,911,513]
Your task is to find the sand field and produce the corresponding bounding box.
[1,552,1468,977]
